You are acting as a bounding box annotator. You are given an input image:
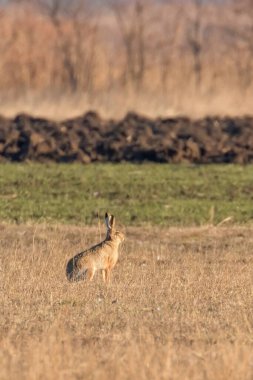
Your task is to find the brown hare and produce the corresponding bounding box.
[66,212,125,283]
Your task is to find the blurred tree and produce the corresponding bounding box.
[187,0,204,92]
[110,0,147,91]
[231,0,253,91]
[2,0,97,92]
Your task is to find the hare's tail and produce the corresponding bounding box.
[66,258,87,282]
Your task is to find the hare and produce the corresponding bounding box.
[66,212,125,283]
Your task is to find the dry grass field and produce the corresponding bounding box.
[1,222,253,380]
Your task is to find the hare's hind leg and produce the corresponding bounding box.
[72,268,88,281]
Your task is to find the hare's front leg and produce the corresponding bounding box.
[102,269,110,284]
[87,267,95,281]
[105,268,112,284]
[102,268,111,284]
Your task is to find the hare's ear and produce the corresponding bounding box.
[110,215,115,229]
[105,212,111,230]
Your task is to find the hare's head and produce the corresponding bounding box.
[105,212,125,243]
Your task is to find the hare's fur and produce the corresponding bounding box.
[66,213,125,283]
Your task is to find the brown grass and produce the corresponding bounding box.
[1,223,253,379]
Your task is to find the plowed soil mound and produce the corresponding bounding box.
[0,112,253,163]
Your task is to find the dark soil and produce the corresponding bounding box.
[0,111,253,163]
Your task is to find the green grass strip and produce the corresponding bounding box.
[0,163,252,225]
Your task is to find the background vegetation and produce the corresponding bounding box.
[1,0,253,118]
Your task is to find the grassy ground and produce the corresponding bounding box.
[1,223,253,380]
[0,163,252,226]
